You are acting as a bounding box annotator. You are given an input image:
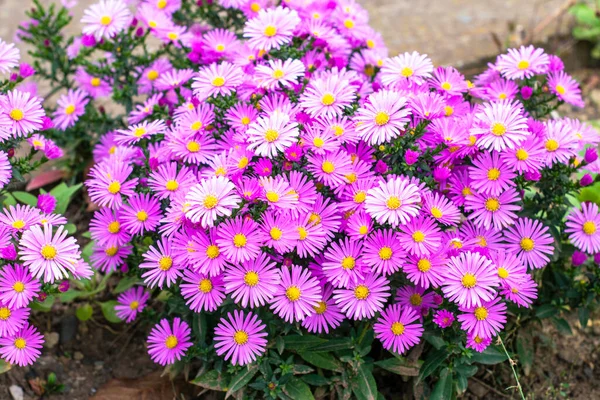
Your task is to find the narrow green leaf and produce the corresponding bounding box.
[225,364,259,398]
[59,289,83,302]
[30,295,55,312]
[12,191,38,206]
[0,359,11,374]
[76,303,93,322]
[301,374,329,386]
[455,364,478,378]
[99,300,122,323]
[310,338,352,352]
[430,368,452,400]
[553,317,573,335]
[284,335,327,351]
[470,346,508,365]
[190,370,230,391]
[374,358,419,376]
[351,364,377,400]
[516,332,534,376]
[535,304,558,319]
[418,348,449,382]
[283,377,314,400]
[112,276,141,294]
[64,223,77,234]
[298,351,342,372]
[579,307,590,329]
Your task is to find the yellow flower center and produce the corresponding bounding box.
[270,227,282,240]
[374,111,390,126]
[391,322,405,335]
[354,285,370,300]
[321,93,335,106]
[410,293,423,306]
[462,187,472,197]
[165,335,178,349]
[14,338,26,349]
[244,271,259,286]
[158,256,173,271]
[12,220,25,230]
[400,67,413,77]
[474,335,483,344]
[517,60,530,70]
[264,25,277,37]
[359,225,368,235]
[555,85,566,95]
[341,256,356,270]
[485,198,500,212]
[487,168,501,181]
[344,19,355,29]
[297,226,308,240]
[314,301,327,314]
[491,122,507,136]
[430,207,443,219]
[461,273,477,288]
[238,157,249,169]
[146,69,159,81]
[187,141,200,153]
[241,116,251,125]
[378,246,392,260]
[206,245,220,259]
[41,244,57,260]
[516,149,529,161]
[264,129,279,142]
[105,246,118,256]
[272,69,285,79]
[520,237,535,251]
[313,137,324,148]
[497,267,509,279]
[100,15,112,26]
[157,0,167,8]
[199,278,213,293]
[65,104,76,115]
[286,285,302,301]
[165,180,179,191]
[474,306,488,321]
[477,236,487,247]
[108,181,121,194]
[583,221,597,235]
[545,139,559,152]
[133,127,146,138]
[498,93,507,100]
[386,196,401,210]
[212,76,225,87]
[322,161,335,174]
[412,231,425,243]
[190,121,203,131]
[441,82,452,91]
[107,221,120,234]
[345,173,357,183]
[250,2,261,12]
[266,191,279,203]
[0,307,11,320]
[233,233,247,248]
[333,125,344,136]
[203,194,218,209]
[90,77,101,87]
[12,281,25,293]
[167,32,179,41]
[9,109,23,121]
[134,210,148,222]
[234,330,248,345]
[444,106,454,116]
[354,191,366,203]
[417,259,431,272]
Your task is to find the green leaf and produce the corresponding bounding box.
[225,364,259,398]
[570,3,600,26]
[579,307,590,329]
[190,370,230,391]
[284,335,327,351]
[351,364,377,400]
[535,304,558,319]
[64,223,77,235]
[424,334,446,350]
[112,275,141,294]
[374,358,419,376]
[553,317,573,335]
[3,193,16,207]
[301,374,329,386]
[99,300,122,323]
[12,191,38,206]
[470,346,508,365]
[0,359,12,374]
[298,351,342,372]
[50,182,82,215]
[292,364,314,375]
[30,295,55,312]
[430,368,452,400]
[81,240,95,264]
[76,303,93,322]
[455,371,468,395]
[283,377,314,400]
[455,364,478,378]
[418,348,449,382]
[516,332,534,376]
[310,338,352,352]
[58,289,83,302]
[276,336,285,355]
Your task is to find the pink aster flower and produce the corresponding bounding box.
[441,251,499,308]
[0,300,29,337]
[301,285,345,334]
[89,208,131,248]
[543,119,578,166]
[469,152,516,196]
[299,75,356,118]
[243,6,300,51]
[364,177,421,228]
[255,58,305,89]
[86,162,138,209]
[465,188,521,230]
[215,216,261,264]
[246,112,299,157]
[499,136,545,174]
[90,243,132,273]
[458,297,507,338]
[333,273,391,320]
[548,70,584,108]
[181,270,225,312]
[189,229,228,277]
[0,264,40,309]
[115,286,150,323]
[0,323,43,366]
[147,318,192,366]
[501,275,538,308]
[0,151,11,188]
[322,237,368,288]
[504,218,554,270]
[398,216,442,258]
[374,304,423,354]
[148,163,195,200]
[362,229,405,276]
[0,204,41,233]
[422,192,460,226]
[355,90,411,145]
[404,252,446,289]
[223,252,280,308]
[0,90,44,138]
[140,238,183,288]
[18,224,80,283]
[0,39,19,75]
[433,310,455,328]
[225,102,258,131]
[75,67,112,98]
[214,310,267,366]
[185,176,242,228]
[380,51,433,88]
[81,0,132,41]
[497,45,549,80]
[53,89,88,130]
[430,66,468,96]
[471,100,528,152]
[271,266,321,323]
[115,119,167,145]
[306,149,353,188]
[258,211,296,254]
[192,62,244,101]
[121,193,162,235]
[566,202,600,254]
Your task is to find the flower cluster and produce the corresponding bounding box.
[0,42,88,367]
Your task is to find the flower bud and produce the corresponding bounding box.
[585,147,598,163]
[572,251,587,266]
[580,174,593,187]
[520,86,533,100]
[58,280,70,293]
[404,149,419,166]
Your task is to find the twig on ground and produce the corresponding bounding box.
[471,377,513,399]
[524,0,576,44]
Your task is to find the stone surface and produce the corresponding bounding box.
[8,385,24,400]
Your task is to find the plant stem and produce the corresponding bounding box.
[498,336,526,400]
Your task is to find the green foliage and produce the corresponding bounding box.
[570,2,600,58]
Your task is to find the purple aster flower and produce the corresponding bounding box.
[433,310,455,328]
[223,251,280,308]
[121,193,162,235]
[36,194,56,214]
[380,51,433,88]
[301,285,345,334]
[397,216,442,258]
[215,216,261,264]
[441,251,499,308]
[181,270,225,312]
[458,297,507,338]
[565,202,600,254]
[355,90,411,145]
[0,323,43,366]
[299,74,356,118]
[53,89,89,130]
[547,70,584,108]
[0,89,45,138]
[115,286,150,323]
[322,237,368,288]
[333,273,391,320]
[504,218,554,270]
[374,304,423,354]
[214,310,267,366]
[362,229,405,276]
[147,318,192,366]
[0,264,41,309]
[466,332,492,353]
[243,6,300,51]
[271,265,321,323]
[140,238,183,288]
[0,300,29,337]
[465,188,521,230]
[185,176,242,229]
[496,45,549,80]
[364,177,421,228]
[403,252,446,289]
[470,100,528,152]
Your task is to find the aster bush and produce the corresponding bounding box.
[14,0,600,398]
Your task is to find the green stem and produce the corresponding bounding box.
[498,336,526,400]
